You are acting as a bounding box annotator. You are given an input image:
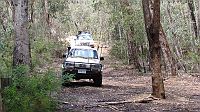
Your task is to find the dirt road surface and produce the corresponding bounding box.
[56,48,200,112]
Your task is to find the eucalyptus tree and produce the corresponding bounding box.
[12,0,31,67]
[198,1,200,38]
[142,0,165,99]
[187,0,198,38]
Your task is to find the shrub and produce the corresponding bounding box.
[62,72,75,84]
[109,40,127,60]
[3,65,61,112]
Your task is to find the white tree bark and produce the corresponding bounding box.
[12,0,31,67]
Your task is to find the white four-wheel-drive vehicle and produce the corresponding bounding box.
[68,31,95,48]
[62,46,104,86]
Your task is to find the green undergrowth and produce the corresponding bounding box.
[2,65,61,112]
[62,72,75,84]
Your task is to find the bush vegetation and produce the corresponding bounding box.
[0,34,66,112]
[2,65,61,112]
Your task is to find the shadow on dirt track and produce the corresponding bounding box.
[62,81,95,87]
[62,81,120,90]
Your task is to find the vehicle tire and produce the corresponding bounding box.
[93,74,102,87]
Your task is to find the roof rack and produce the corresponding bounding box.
[78,31,90,35]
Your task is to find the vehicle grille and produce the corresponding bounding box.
[79,64,86,68]
[75,63,88,68]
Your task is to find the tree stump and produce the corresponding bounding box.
[0,77,12,112]
[0,78,2,112]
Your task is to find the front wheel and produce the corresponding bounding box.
[93,74,102,87]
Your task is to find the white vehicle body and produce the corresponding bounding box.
[62,46,104,86]
[68,33,95,48]
[65,46,100,64]
[75,34,94,47]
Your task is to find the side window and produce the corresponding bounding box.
[68,49,75,57]
[93,50,98,59]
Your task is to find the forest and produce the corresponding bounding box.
[0,0,200,111]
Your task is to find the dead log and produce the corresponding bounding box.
[84,96,160,110]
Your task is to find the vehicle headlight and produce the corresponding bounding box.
[64,61,74,68]
[85,64,90,68]
[91,64,102,71]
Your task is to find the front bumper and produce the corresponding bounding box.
[90,44,94,48]
[62,68,102,79]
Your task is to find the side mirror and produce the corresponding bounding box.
[63,54,66,58]
[100,57,104,61]
[68,47,71,52]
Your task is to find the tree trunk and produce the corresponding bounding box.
[129,26,142,71]
[0,78,2,112]
[197,1,200,39]
[142,0,165,99]
[152,1,177,76]
[0,8,7,32]
[187,0,198,38]
[43,0,51,38]
[141,44,147,73]
[12,0,31,67]
[30,0,35,23]
[44,0,50,25]
[159,26,177,76]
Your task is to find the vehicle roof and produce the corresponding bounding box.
[70,46,97,50]
[79,33,91,35]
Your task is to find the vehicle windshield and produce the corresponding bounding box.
[68,48,98,59]
[77,34,93,40]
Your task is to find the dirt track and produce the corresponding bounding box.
[56,48,200,112]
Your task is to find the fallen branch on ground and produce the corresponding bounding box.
[84,95,160,109]
[57,100,69,104]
